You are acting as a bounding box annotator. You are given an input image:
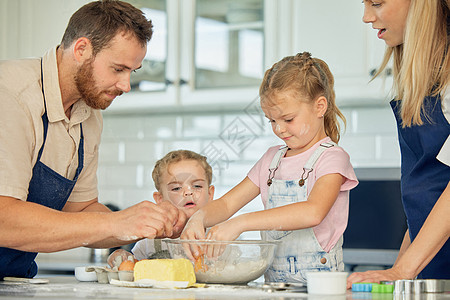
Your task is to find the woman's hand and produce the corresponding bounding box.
[346,267,407,289]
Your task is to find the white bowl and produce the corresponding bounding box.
[74,266,98,282]
[306,271,348,295]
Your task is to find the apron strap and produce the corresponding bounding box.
[267,142,336,186]
[268,146,289,170]
[299,142,335,186]
[304,142,336,170]
[267,146,289,186]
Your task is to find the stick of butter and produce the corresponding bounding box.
[133,258,196,286]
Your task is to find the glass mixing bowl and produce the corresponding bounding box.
[163,239,279,284]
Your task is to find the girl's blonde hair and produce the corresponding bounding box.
[152,150,213,191]
[259,52,346,143]
[374,0,449,127]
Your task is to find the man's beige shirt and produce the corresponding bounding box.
[0,47,101,202]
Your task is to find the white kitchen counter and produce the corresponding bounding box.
[1,277,449,300]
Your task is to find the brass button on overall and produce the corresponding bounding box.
[320,257,327,264]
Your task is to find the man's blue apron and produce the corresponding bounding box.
[0,60,84,279]
[391,94,450,279]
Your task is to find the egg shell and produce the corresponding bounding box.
[118,260,135,271]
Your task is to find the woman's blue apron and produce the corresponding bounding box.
[390,94,450,279]
[0,60,84,279]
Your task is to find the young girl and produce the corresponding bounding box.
[348,0,450,285]
[181,52,358,283]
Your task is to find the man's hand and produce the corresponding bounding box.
[157,201,187,239]
[109,200,182,242]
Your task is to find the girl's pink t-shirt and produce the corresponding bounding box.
[247,137,358,252]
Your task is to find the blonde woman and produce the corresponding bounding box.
[348,0,450,286]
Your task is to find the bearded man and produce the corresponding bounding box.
[0,0,186,279]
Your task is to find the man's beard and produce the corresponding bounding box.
[74,59,122,110]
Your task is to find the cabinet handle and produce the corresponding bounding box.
[369,68,392,77]
[165,79,189,86]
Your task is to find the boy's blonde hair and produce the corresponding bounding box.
[259,52,346,143]
[152,150,213,191]
[374,0,449,127]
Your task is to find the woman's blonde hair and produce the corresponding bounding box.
[374,0,449,127]
[152,150,213,191]
[259,52,346,143]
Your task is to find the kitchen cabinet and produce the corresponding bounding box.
[110,0,269,113]
[0,0,392,112]
[110,0,393,113]
[0,0,89,60]
[289,0,392,105]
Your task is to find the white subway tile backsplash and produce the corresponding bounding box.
[120,188,155,207]
[376,135,401,165]
[153,141,165,160]
[222,113,266,137]
[218,120,260,157]
[125,141,156,163]
[98,141,120,163]
[143,116,179,139]
[198,139,243,186]
[241,136,281,161]
[339,135,376,167]
[101,165,140,188]
[220,162,254,186]
[98,105,402,211]
[183,115,222,138]
[143,163,157,189]
[100,188,154,210]
[102,116,145,140]
[339,108,353,134]
[353,106,396,134]
[97,166,107,187]
[168,140,202,154]
[200,138,241,161]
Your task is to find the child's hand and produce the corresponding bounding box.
[180,213,206,241]
[180,213,207,260]
[107,249,133,268]
[204,218,242,259]
[206,218,242,242]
